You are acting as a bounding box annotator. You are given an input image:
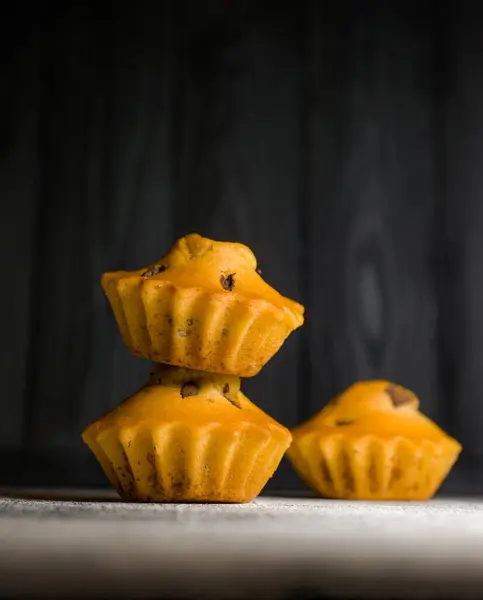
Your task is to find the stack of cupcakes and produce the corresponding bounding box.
[82,234,304,502]
[83,232,461,503]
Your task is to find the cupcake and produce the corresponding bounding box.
[286,381,461,501]
[101,234,304,377]
[82,365,291,502]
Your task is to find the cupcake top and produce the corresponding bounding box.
[84,365,290,441]
[101,233,304,328]
[293,380,461,446]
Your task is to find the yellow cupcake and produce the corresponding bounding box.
[101,234,304,377]
[287,381,461,501]
[82,366,291,502]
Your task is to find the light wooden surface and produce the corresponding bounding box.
[1,491,483,599]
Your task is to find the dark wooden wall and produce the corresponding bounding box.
[1,1,481,493]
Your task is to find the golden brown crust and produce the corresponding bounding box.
[287,380,462,501]
[82,367,291,503]
[101,234,304,376]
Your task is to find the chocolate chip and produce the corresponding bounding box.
[220,273,236,291]
[142,264,167,277]
[221,382,241,408]
[226,397,241,409]
[335,420,354,426]
[180,382,198,398]
[386,384,412,407]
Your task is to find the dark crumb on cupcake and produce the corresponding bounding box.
[226,397,241,409]
[335,420,354,426]
[142,264,167,277]
[386,384,412,407]
[220,273,236,291]
[220,382,241,409]
[181,382,199,398]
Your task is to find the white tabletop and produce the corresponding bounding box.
[1,490,483,598]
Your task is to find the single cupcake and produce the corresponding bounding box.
[101,234,304,377]
[82,365,291,502]
[286,381,461,501]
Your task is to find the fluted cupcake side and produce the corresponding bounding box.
[82,369,292,503]
[104,276,301,377]
[287,432,460,501]
[286,381,462,501]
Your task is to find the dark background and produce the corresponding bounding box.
[1,0,481,494]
